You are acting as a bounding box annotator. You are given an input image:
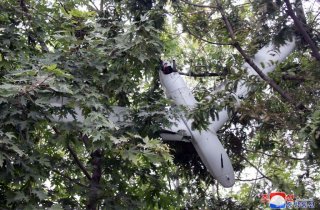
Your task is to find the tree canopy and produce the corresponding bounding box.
[0,0,320,209]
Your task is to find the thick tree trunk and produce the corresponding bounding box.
[86,149,103,210]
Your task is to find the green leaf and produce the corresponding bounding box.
[0,84,20,97]
[43,64,73,79]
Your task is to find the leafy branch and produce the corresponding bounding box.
[67,144,92,180]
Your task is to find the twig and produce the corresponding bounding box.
[174,5,231,46]
[89,0,99,11]
[50,168,88,188]
[241,155,273,182]
[87,0,99,12]
[284,0,320,61]
[310,10,320,26]
[248,155,262,202]
[245,148,304,160]
[190,176,212,205]
[67,144,92,180]
[184,24,232,46]
[58,1,69,14]
[20,75,51,95]
[216,182,220,201]
[236,177,265,181]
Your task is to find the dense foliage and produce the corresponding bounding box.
[0,0,319,209]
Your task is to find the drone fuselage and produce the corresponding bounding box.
[159,71,235,188]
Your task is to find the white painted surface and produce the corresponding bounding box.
[159,71,235,188]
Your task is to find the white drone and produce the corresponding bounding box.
[51,37,296,188]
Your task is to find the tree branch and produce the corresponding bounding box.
[236,177,265,182]
[215,0,303,109]
[88,0,99,12]
[241,156,273,182]
[310,10,320,26]
[100,0,104,11]
[67,144,92,180]
[179,0,217,9]
[50,168,88,188]
[58,1,69,14]
[282,74,305,82]
[44,126,93,184]
[178,70,226,77]
[20,75,51,95]
[245,148,304,161]
[184,24,232,46]
[284,0,320,61]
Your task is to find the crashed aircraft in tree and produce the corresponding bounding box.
[51,36,296,188]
